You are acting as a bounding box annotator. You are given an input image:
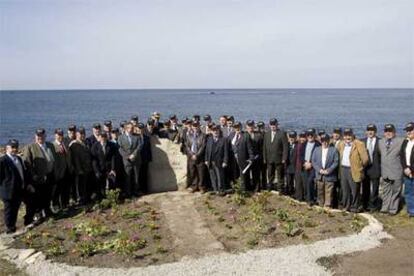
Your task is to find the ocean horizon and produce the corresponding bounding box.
[1,88,413,145]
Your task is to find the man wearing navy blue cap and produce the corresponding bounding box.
[86,123,101,149]
[263,118,288,192]
[69,127,93,205]
[246,120,264,192]
[378,124,404,215]
[401,122,414,217]
[362,124,381,211]
[23,128,57,224]
[285,131,297,196]
[302,128,320,205]
[137,123,152,194]
[0,139,31,233]
[52,128,73,212]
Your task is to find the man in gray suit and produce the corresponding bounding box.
[263,118,288,191]
[118,122,143,198]
[378,124,404,215]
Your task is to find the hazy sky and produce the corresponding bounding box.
[1,0,413,89]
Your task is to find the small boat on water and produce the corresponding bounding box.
[209,91,216,95]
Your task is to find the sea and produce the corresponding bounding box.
[0,88,413,145]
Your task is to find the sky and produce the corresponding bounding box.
[0,0,413,90]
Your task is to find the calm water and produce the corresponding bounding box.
[0,89,413,145]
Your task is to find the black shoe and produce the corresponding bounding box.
[6,228,16,234]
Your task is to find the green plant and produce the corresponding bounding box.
[45,240,66,257]
[232,180,247,205]
[103,233,147,256]
[276,208,289,222]
[155,245,168,254]
[93,189,121,211]
[146,222,159,231]
[22,232,38,248]
[246,235,259,248]
[74,220,111,237]
[283,221,301,237]
[152,234,162,240]
[121,209,142,219]
[76,237,101,257]
[350,215,365,232]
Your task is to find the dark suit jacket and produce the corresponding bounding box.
[400,139,414,172]
[53,140,73,180]
[248,131,264,160]
[263,130,288,164]
[69,141,93,175]
[286,142,297,174]
[185,130,206,163]
[85,135,98,149]
[118,133,143,166]
[91,142,117,175]
[140,134,152,163]
[205,136,229,166]
[362,137,381,179]
[228,131,254,170]
[0,155,30,200]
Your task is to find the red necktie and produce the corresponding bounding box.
[60,144,66,154]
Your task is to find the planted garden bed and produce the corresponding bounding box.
[195,190,368,252]
[11,190,175,268]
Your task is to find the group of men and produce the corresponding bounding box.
[1,111,413,235]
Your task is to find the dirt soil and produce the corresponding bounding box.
[328,211,414,276]
[194,191,367,252]
[7,195,176,268]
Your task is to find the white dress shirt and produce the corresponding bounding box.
[321,147,328,169]
[342,142,352,167]
[406,139,414,166]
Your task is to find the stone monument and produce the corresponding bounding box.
[148,136,187,193]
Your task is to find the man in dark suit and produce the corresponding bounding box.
[52,128,73,212]
[263,118,288,191]
[362,124,381,211]
[23,128,56,224]
[85,123,101,149]
[0,140,31,233]
[69,127,93,205]
[400,122,414,217]
[65,124,77,144]
[228,122,254,191]
[301,128,321,205]
[205,125,228,194]
[118,122,143,197]
[137,123,152,194]
[293,131,307,201]
[245,120,264,192]
[151,112,164,135]
[201,115,213,134]
[186,121,207,193]
[91,132,117,198]
[285,131,298,196]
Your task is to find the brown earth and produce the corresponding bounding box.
[328,211,414,276]
[194,191,367,252]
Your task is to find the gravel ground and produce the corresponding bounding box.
[0,212,390,276]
